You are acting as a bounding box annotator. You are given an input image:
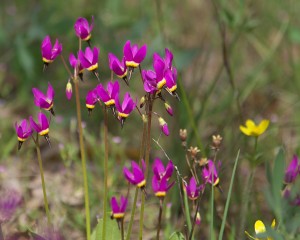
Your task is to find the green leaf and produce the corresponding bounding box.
[91,216,121,240]
[169,232,185,240]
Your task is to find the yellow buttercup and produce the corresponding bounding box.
[240,119,270,137]
[245,219,276,240]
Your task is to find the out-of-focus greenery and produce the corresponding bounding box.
[1,0,300,239]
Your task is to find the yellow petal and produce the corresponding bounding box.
[257,119,270,135]
[245,119,256,128]
[271,219,276,228]
[255,220,266,234]
[240,125,252,136]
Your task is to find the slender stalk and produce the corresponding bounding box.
[156,199,164,240]
[74,79,91,240]
[139,96,153,240]
[183,189,192,235]
[210,180,215,240]
[121,219,125,240]
[34,135,52,225]
[102,107,109,240]
[126,122,147,240]
[188,197,201,240]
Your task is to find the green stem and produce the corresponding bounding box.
[34,135,52,225]
[126,121,147,240]
[183,190,192,235]
[121,219,125,240]
[102,107,109,240]
[156,199,164,240]
[188,197,201,240]
[210,180,215,240]
[139,96,153,239]
[0,223,4,240]
[74,79,91,240]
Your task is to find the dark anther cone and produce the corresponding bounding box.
[88,108,93,116]
[43,63,49,72]
[111,106,117,118]
[127,67,134,81]
[87,39,92,47]
[44,134,51,148]
[122,76,129,86]
[49,108,55,116]
[120,118,126,128]
[18,141,23,151]
[79,72,84,81]
[173,91,180,101]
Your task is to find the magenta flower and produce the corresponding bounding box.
[158,117,169,136]
[115,92,136,127]
[108,53,128,84]
[0,189,22,223]
[85,89,98,114]
[41,35,62,69]
[123,40,147,68]
[123,160,146,188]
[153,48,174,70]
[32,82,55,116]
[74,16,94,41]
[69,53,84,80]
[78,47,99,72]
[29,112,51,145]
[15,119,33,150]
[152,158,174,181]
[66,81,72,100]
[152,175,174,198]
[110,195,128,220]
[185,177,202,200]
[165,68,178,98]
[202,160,220,186]
[142,69,159,94]
[153,58,167,90]
[284,155,300,184]
[96,81,120,107]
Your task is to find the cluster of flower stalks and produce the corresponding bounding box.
[7,16,300,240]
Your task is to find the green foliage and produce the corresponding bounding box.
[168,231,185,240]
[91,215,121,240]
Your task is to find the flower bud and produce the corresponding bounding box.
[140,96,146,108]
[196,212,201,225]
[179,129,187,142]
[142,114,147,123]
[158,117,169,136]
[66,81,72,100]
[164,102,173,116]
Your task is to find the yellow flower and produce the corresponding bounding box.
[245,219,276,240]
[240,119,270,137]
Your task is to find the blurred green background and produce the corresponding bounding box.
[1,0,300,239]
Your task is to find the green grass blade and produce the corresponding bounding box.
[218,149,240,240]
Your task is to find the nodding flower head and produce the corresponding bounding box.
[15,119,33,150]
[74,16,94,41]
[32,82,55,116]
[110,195,128,220]
[78,47,99,72]
[142,69,159,94]
[284,155,300,184]
[123,40,147,68]
[152,158,174,181]
[158,117,169,136]
[165,68,178,96]
[202,160,220,186]
[123,160,146,188]
[96,81,120,107]
[29,112,51,146]
[41,35,62,69]
[85,89,98,115]
[240,119,270,137]
[153,58,167,90]
[115,92,136,127]
[164,102,173,116]
[108,53,128,83]
[185,177,203,201]
[152,174,174,198]
[69,53,84,80]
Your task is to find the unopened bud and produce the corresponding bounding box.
[66,81,73,100]
[179,129,187,142]
[142,114,147,123]
[196,212,201,225]
[158,117,169,136]
[164,102,173,116]
[140,96,146,108]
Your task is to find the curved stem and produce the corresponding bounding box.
[34,135,52,225]
[102,107,109,240]
[121,219,125,240]
[74,79,91,240]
